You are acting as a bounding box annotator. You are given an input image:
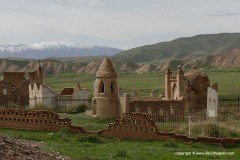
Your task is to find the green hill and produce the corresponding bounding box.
[112,33,240,63]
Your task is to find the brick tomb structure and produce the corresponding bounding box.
[0,109,85,133]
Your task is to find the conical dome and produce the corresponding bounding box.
[96,58,117,78]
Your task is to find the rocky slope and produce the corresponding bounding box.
[1,48,240,75]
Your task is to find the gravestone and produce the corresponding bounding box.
[207,87,218,118]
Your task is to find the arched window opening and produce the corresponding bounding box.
[170,106,174,115]
[147,106,152,115]
[111,81,114,94]
[99,81,104,93]
[135,106,140,112]
[171,83,176,99]
[160,107,163,116]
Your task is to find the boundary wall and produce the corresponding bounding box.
[0,109,239,145]
[98,113,240,145]
[0,109,85,133]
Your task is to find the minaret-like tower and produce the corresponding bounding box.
[165,65,172,99]
[176,65,186,99]
[92,58,119,118]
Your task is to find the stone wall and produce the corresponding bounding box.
[0,109,85,133]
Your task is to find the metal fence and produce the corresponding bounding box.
[0,96,91,113]
[149,109,240,138]
[219,94,240,115]
[147,94,240,138]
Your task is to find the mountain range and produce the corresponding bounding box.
[1,33,240,75]
[0,41,123,59]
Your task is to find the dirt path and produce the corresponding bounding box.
[0,135,70,160]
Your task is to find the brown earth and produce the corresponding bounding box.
[0,135,69,160]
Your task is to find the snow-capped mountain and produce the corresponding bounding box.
[0,41,123,59]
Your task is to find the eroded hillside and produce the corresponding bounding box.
[1,48,240,75]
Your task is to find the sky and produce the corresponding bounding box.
[0,0,240,49]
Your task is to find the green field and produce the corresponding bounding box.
[44,69,240,95]
[0,113,239,160]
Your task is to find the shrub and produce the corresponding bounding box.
[114,149,128,158]
[163,140,179,148]
[75,104,87,113]
[77,135,104,143]
[31,104,53,111]
[52,128,71,141]
[66,104,87,114]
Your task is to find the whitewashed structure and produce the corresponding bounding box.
[29,82,89,109]
[207,87,218,118]
[29,83,58,107]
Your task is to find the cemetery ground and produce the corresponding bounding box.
[1,69,240,159]
[0,112,240,160]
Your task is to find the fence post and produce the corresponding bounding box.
[238,94,239,115]
[219,95,221,112]
[188,115,191,137]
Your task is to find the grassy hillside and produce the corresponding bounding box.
[113,33,240,63]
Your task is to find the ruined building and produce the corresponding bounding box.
[0,66,43,106]
[92,58,217,118]
[0,62,89,109]
[29,75,89,109]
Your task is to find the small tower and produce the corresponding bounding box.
[176,65,187,99]
[92,58,119,118]
[165,65,172,99]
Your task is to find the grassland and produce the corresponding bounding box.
[0,113,240,160]
[44,69,240,95]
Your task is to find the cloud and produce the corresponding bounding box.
[0,0,240,49]
[208,10,240,16]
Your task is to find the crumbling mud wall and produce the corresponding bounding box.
[0,110,239,145]
[0,109,85,133]
[98,113,171,140]
[99,112,240,145]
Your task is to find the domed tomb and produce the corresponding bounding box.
[184,65,210,94]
